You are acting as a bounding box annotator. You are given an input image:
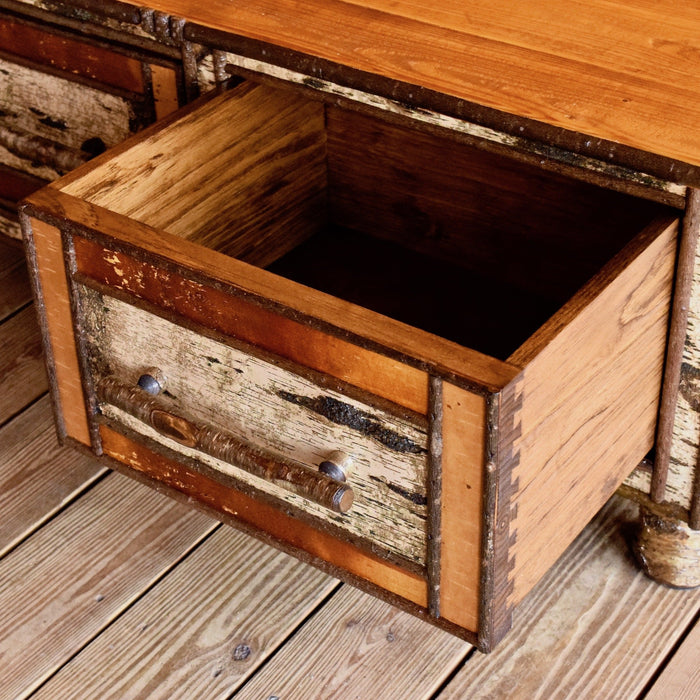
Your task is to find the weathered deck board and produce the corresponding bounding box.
[236,585,471,699]
[645,615,700,700]
[0,236,32,321]
[0,473,217,699]
[0,396,106,557]
[35,528,339,699]
[0,304,48,425]
[438,497,700,699]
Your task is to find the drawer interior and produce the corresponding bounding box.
[61,80,671,360]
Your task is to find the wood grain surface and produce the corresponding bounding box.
[25,217,90,444]
[0,397,105,557]
[0,473,217,699]
[440,496,700,699]
[62,81,328,266]
[34,528,339,700]
[236,585,470,699]
[506,218,678,606]
[142,0,700,172]
[645,616,700,700]
[0,305,47,425]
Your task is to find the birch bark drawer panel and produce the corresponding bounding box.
[80,286,429,565]
[0,13,183,239]
[21,79,679,651]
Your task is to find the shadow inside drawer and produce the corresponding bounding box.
[267,227,562,360]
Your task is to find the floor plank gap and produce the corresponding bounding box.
[228,581,346,700]
[638,606,700,699]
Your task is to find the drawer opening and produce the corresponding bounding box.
[60,79,672,361]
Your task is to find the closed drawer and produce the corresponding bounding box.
[21,79,679,651]
[0,14,182,239]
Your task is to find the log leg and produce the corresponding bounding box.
[634,508,700,589]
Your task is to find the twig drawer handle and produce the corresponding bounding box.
[97,376,355,514]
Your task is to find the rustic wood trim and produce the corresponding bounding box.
[180,40,202,101]
[0,14,146,94]
[74,272,428,429]
[183,21,700,189]
[63,434,477,648]
[17,211,65,438]
[65,229,432,415]
[479,382,521,652]
[439,384,486,641]
[222,57,685,210]
[18,215,90,445]
[45,0,143,25]
[652,188,700,503]
[98,423,429,604]
[0,0,181,58]
[0,45,150,107]
[690,463,700,530]
[426,376,442,617]
[97,411,425,574]
[99,377,355,514]
[61,232,103,454]
[0,124,89,175]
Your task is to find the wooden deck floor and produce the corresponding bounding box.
[2,234,700,699]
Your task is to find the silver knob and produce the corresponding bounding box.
[137,368,166,395]
[319,450,354,482]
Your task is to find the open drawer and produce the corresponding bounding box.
[20,79,679,651]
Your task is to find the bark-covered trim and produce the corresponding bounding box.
[426,376,443,617]
[67,431,476,646]
[184,22,700,190]
[479,380,521,651]
[652,188,700,502]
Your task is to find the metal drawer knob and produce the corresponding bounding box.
[319,450,354,483]
[137,368,166,395]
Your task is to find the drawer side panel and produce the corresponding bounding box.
[507,217,678,606]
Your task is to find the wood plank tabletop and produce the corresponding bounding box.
[141,0,700,179]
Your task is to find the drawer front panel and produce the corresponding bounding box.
[71,233,431,415]
[0,57,132,180]
[0,16,145,93]
[79,286,430,566]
